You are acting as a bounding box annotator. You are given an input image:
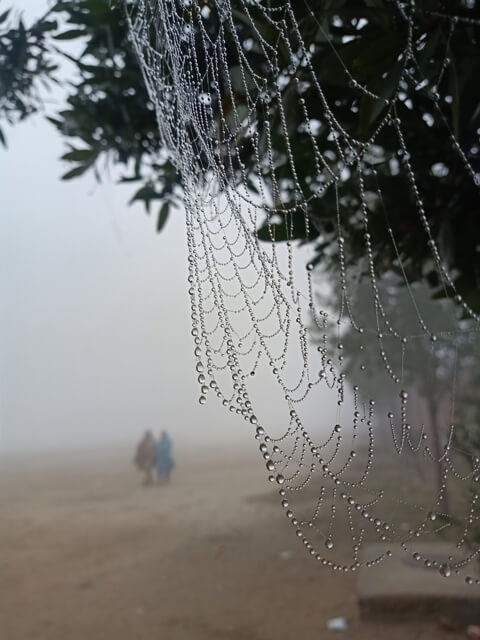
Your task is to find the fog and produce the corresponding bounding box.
[1,112,344,454]
[0,2,343,456]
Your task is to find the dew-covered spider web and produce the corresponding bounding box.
[126,0,480,583]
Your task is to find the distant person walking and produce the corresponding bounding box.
[156,430,174,483]
[134,430,156,486]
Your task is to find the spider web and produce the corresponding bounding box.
[126,0,480,583]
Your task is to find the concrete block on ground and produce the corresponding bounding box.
[357,543,480,622]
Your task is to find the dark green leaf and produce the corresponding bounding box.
[54,28,85,40]
[34,19,58,33]
[128,184,160,206]
[61,165,90,180]
[256,212,309,243]
[46,116,63,128]
[157,202,170,232]
[61,148,97,162]
[119,175,142,183]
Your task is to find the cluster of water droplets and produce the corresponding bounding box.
[127,0,480,583]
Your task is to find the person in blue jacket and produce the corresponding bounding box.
[156,430,174,483]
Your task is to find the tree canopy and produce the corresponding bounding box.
[2,0,480,303]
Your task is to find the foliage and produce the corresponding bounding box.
[244,1,480,308]
[1,1,480,300]
[0,0,177,231]
[0,5,58,146]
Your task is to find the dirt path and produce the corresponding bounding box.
[0,447,466,640]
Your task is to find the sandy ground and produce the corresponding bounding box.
[0,445,469,640]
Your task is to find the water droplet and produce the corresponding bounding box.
[198,92,212,105]
[259,90,271,104]
[325,539,334,550]
[427,511,437,521]
[198,395,207,405]
[400,389,408,400]
[266,460,275,472]
[439,563,451,578]
[276,474,285,485]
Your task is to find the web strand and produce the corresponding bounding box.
[126,0,480,584]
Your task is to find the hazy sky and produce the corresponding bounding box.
[0,2,340,455]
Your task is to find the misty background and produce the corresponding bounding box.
[0,1,339,455]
